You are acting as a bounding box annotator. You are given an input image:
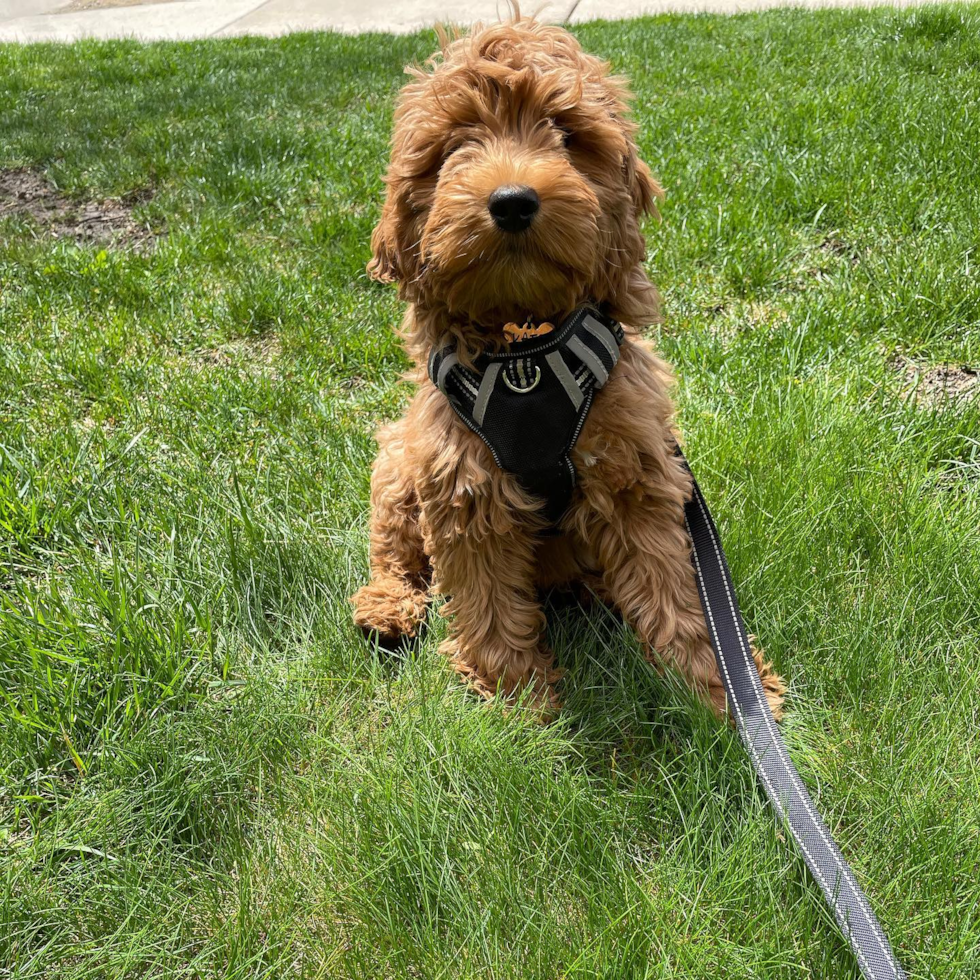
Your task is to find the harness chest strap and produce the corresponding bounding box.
[427,305,625,523]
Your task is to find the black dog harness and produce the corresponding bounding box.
[428,305,624,523]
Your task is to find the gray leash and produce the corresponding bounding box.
[679,451,906,980]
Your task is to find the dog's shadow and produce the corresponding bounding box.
[359,588,755,809]
[542,592,727,748]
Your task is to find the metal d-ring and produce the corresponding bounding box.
[502,363,541,394]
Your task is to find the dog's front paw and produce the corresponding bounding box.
[441,638,563,722]
[350,577,429,641]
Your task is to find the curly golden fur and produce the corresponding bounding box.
[351,12,786,719]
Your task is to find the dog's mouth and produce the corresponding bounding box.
[422,225,598,330]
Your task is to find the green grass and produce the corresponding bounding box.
[1,5,978,977]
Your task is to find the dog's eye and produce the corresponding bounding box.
[554,122,574,148]
[441,137,474,165]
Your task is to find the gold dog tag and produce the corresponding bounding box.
[504,319,555,344]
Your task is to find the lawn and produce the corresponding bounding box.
[1,4,978,977]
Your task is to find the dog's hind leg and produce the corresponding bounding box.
[350,420,431,641]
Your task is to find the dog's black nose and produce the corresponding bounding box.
[488,184,539,233]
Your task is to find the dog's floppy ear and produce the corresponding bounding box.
[628,152,665,221]
[367,199,401,283]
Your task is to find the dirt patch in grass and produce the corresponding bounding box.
[0,168,157,250]
[192,336,282,369]
[702,299,790,344]
[893,356,979,406]
[167,337,283,377]
[819,234,861,265]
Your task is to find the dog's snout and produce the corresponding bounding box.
[488,184,539,233]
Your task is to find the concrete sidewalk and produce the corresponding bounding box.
[0,0,931,42]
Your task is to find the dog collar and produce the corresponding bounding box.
[428,305,624,524]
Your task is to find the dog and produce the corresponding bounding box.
[350,13,786,720]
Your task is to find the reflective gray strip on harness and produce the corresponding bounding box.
[679,450,906,980]
[473,362,501,426]
[545,350,585,410]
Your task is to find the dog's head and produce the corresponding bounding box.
[370,15,663,357]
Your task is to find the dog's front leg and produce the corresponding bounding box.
[418,460,560,715]
[351,418,431,641]
[580,462,786,721]
[574,343,786,720]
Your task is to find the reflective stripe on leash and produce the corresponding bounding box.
[679,450,906,980]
